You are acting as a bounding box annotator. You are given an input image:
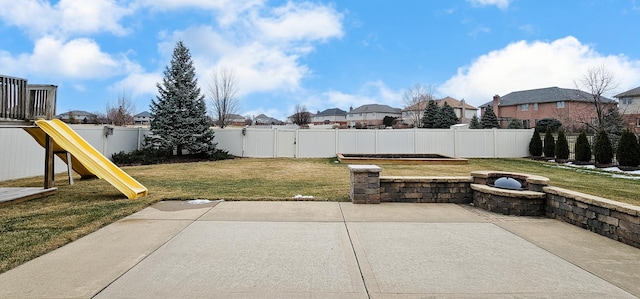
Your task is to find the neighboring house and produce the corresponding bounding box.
[480,87,617,131]
[133,111,152,126]
[402,97,478,127]
[254,114,283,125]
[287,111,314,125]
[222,114,247,127]
[346,104,402,128]
[56,110,96,124]
[312,108,347,125]
[615,86,640,134]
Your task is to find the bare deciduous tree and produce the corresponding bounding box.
[106,91,135,126]
[575,64,619,131]
[402,83,434,127]
[292,104,311,126]
[207,67,239,128]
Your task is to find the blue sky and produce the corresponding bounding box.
[1,0,640,121]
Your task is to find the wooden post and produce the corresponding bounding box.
[44,135,55,189]
[66,152,73,185]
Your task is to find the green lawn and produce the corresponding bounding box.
[1,157,639,274]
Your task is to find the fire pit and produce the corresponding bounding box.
[470,171,549,216]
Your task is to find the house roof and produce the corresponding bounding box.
[403,97,478,111]
[348,104,401,114]
[56,110,96,118]
[227,114,245,120]
[481,87,616,107]
[134,111,151,117]
[615,86,640,98]
[315,108,347,117]
[254,114,282,124]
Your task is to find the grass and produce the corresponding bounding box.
[1,157,639,274]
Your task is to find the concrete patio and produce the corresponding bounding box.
[1,201,639,298]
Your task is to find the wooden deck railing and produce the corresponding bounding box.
[1,74,57,122]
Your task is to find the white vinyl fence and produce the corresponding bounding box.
[212,128,534,159]
[0,125,145,181]
[0,126,533,182]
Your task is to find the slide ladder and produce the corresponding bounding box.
[24,119,148,199]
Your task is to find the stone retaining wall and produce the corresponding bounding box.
[545,186,640,248]
[380,176,472,203]
[471,184,546,216]
[347,165,640,249]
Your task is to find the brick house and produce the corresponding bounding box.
[614,86,640,134]
[312,108,347,125]
[480,87,617,131]
[402,97,478,127]
[346,104,402,128]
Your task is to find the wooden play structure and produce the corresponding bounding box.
[1,74,147,205]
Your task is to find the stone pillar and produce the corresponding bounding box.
[348,165,382,204]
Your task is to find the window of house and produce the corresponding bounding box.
[637,118,640,127]
[622,98,633,105]
[520,104,529,111]
[556,101,565,108]
[533,103,539,110]
[522,119,531,129]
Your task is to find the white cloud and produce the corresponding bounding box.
[0,0,132,38]
[136,0,264,25]
[159,1,344,97]
[438,36,640,107]
[0,36,140,80]
[254,2,343,42]
[306,80,403,112]
[112,72,163,99]
[467,0,511,9]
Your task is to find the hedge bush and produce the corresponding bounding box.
[555,130,569,160]
[616,130,640,167]
[594,130,613,165]
[543,128,555,158]
[574,131,592,162]
[529,128,542,157]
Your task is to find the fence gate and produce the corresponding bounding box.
[276,130,296,158]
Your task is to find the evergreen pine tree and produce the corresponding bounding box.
[150,40,215,157]
[574,131,592,162]
[555,130,569,160]
[469,114,481,129]
[529,128,543,157]
[421,100,439,128]
[480,106,499,128]
[507,118,523,129]
[543,128,555,158]
[594,130,613,165]
[437,102,459,128]
[616,130,640,167]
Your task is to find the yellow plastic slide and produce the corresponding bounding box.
[24,119,148,199]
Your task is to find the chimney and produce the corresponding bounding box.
[492,95,501,117]
[349,106,353,112]
[460,98,466,122]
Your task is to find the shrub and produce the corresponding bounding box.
[594,130,613,165]
[616,130,640,167]
[469,115,481,129]
[535,118,562,133]
[543,128,555,158]
[112,148,170,165]
[555,130,569,160]
[507,118,523,129]
[574,131,592,162]
[528,128,542,157]
[480,106,500,128]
